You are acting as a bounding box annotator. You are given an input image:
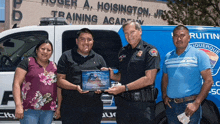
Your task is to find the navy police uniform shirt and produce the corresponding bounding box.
[57,47,107,107]
[118,40,160,85]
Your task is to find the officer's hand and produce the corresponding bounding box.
[76,85,89,94]
[15,105,24,119]
[101,67,109,71]
[185,102,200,117]
[105,85,125,95]
[100,67,114,79]
[94,90,102,94]
[163,96,172,108]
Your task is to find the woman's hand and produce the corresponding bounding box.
[15,105,24,119]
[54,107,61,119]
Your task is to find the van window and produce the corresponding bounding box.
[0,31,48,71]
[62,30,122,67]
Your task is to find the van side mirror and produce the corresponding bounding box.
[3,40,14,47]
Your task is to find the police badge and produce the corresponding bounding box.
[137,50,143,57]
[119,55,126,62]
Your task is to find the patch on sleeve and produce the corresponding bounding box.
[149,48,158,57]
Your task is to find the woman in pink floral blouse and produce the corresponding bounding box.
[12,40,61,124]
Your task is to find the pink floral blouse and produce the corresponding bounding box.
[19,57,57,111]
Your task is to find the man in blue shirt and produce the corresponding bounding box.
[162,25,213,124]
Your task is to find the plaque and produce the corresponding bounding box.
[82,70,111,91]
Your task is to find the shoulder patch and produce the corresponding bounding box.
[149,48,158,57]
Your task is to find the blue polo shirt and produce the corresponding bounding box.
[163,45,211,98]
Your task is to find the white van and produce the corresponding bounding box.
[0,20,220,123]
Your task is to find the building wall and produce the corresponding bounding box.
[5,0,169,30]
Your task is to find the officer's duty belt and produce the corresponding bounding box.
[119,86,158,102]
[171,95,197,104]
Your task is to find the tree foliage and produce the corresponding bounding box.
[162,0,220,26]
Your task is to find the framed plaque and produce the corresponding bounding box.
[82,70,111,91]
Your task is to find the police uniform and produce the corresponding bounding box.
[57,47,107,124]
[116,40,160,124]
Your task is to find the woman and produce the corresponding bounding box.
[13,40,61,124]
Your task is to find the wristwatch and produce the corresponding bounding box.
[125,85,129,91]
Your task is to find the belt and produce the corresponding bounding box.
[119,87,158,102]
[171,95,197,104]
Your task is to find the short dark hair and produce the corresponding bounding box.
[122,20,141,31]
[35,39,53,54]
[173,25,189,33]
[77,28,94,38]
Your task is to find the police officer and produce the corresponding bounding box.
[104,20,160,124]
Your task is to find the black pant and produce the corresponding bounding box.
[115,96,156,124]
[60,103,103,124]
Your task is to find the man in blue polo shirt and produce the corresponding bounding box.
[162,25,213,124]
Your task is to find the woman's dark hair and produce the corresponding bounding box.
[76,28,94,38]
[34,39,53,55]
